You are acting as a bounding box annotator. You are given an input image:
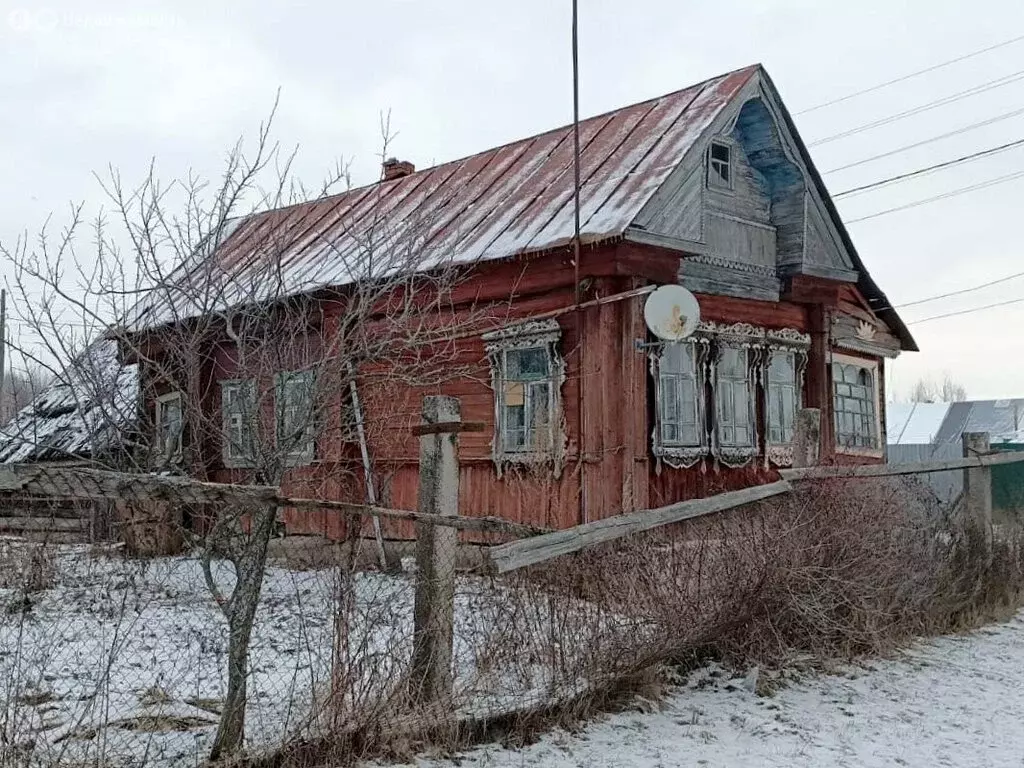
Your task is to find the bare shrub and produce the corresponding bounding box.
[0,541,55,594]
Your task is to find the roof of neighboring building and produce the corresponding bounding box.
[0,340,138,464]
[932,399,1024,445]
[886,401,952,445]
[122,64,913,351]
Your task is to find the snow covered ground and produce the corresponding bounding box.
[402,612,1024,768]
[0,543,590,767]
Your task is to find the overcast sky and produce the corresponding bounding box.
[1,0,1022,400]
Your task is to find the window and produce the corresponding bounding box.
[155,392,183,461]
[658,342,701,446]
[276,371,316,464]
[484,319,564,468]
[651,339,710,468]
[650,323,810,469]
[715,346,754,450]
[708,141,732,189]
[766,350,799,445]
[221,380,255,466]
[833,358,879,450]
[498,347,555,453]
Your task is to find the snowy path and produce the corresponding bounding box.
[404,612,1024,768]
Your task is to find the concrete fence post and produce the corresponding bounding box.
[410,395,460,704]
[793,408,822,468]
[963,431,993,550]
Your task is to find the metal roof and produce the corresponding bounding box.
[125,66,757,331]
[933,399,1024,445]
[885,401,952,445]
[0,340,138,464]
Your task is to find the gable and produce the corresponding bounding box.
[627,68,915,351]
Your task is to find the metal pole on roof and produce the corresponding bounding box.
[571,0,582,285]
[571,0,588,525]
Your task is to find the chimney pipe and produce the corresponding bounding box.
[382,158,415,181]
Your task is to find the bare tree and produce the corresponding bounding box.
[0,108,502,759]
[909,373,968,404]
[0,366,49,427]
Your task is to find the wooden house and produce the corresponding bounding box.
[121,65,916,536]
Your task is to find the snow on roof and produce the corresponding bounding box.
[933,399,1024,445]
[886,402,953,445]
[0,340,138,464]
[124,66,758,332]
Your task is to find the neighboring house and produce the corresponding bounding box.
[933,399,1024,445]
[887,399,1024,447]
[0,340,138,465]
[119,64,916,535]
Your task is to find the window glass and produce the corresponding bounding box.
[500,346,554,453]
[833,361,878,449]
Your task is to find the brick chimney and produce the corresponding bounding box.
[382,157,415,181]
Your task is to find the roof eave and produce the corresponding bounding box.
[757,68,919,353]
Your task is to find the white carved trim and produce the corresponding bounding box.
[486,321,566,477]
[484,318,561,351]
[688,253,778,278]
[766,327,811,349]
[833,336,901,359]
[766,445,794,467]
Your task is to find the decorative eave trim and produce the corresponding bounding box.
[688,253,778,278]
[766,327,811,349]
[833,337,901,359]
[483,318,561,352]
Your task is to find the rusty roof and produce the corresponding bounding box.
[125,66,758,331]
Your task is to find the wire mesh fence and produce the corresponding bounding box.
[1,461,1023,767]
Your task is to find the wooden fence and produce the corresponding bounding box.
[4,403,1024,705]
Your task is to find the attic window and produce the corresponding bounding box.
[708,142,732,189]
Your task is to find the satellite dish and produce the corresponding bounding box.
[644,285,701,341]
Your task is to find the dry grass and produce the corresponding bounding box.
[296,476,1024,765]
[0,540,56,594]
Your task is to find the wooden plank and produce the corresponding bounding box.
[0,464,547,538]
[484,480,792,574]
[779,451,1024,481]
[0,517,84,532]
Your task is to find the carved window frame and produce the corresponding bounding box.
[649,322,810,470]
[763,329,811,467]
[707,323,762,468]
[831,352,882,457]
[650,337,712,469]
[154,391,184,465]
[484,319,566,475]
[221,379,256,468]
[275,370,317,466]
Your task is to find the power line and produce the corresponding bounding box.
[896,269,1024,308]
[797,34,1024,115]
[824,105,1024,174]
[845,168,1024,224]
[809,69,1024,148]
[908,296,1024,325]
[833,137,1024,198]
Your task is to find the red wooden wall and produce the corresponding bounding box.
[133,240,890,539]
